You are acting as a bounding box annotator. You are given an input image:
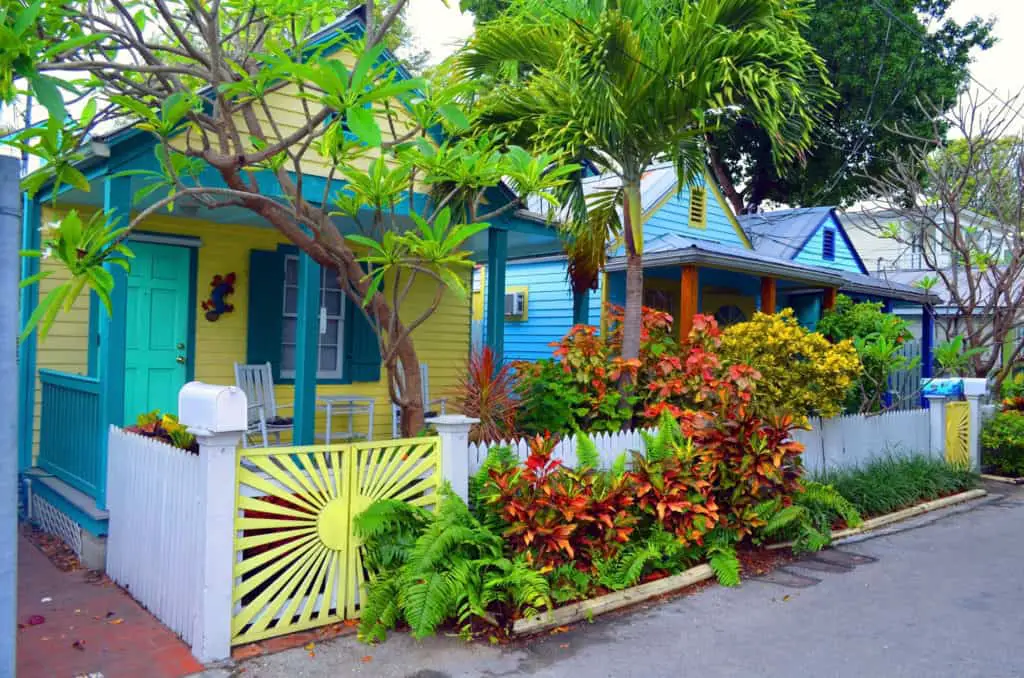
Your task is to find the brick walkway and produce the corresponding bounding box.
[17,536,203,678]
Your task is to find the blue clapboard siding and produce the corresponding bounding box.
[793,213,865,273]
[489,259,599,362]
[642,176,749,249]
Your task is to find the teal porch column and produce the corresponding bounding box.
[17,194,40,473]
[484,228,507,359]
[96,174,130,510]
[572,289,590,326]
[293,252,320,445]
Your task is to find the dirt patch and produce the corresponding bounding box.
[21,523,80,573]
[738,546,795,577]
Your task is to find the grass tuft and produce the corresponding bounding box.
[815,455,977,518]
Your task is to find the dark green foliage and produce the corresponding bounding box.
[756,481,862,554]
[982,412,1024,477]
[353,499,431,574]
[357,487,552,643]
[818,455,977,518]
[707,0,993,211]
[593,525,701,592]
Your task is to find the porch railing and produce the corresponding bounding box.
[38,369,104,500]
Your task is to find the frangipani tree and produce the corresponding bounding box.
[459,0,833,360]
[0,0,575,434]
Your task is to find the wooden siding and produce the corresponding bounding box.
[27,209,470,447]
[642,176,748,249]
[794,214,864,273]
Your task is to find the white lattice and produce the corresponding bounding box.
[32,493,83,558]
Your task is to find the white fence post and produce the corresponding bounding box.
[924,395,947,460]
[428,414,478,502]
[963,378,987,471]
[179,383,247,664]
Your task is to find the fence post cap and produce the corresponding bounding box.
[179,382,247,434]
[426,414,480,429]
[961,378,987,397]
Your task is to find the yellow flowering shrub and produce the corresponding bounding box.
[719,309,862,422]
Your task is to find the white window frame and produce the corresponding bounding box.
[280,255,345,380]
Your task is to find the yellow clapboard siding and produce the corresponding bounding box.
[137,213,470,438]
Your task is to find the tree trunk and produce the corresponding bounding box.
[621,180,644,361]
[707,140,745,215]
[391,334,425,437]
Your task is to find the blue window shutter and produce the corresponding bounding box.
[246,249,284,379]
[344,294,381,383]
[823,229,836,261]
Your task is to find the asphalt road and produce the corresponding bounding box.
[231,483,1024,678]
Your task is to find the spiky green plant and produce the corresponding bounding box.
[756,481,862,554]
[357,486,552,643]
[705,527,741,587]
[641,410,689,463]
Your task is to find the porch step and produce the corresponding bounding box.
[25,468,109,522]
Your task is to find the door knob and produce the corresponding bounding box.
[176,342,185,350]
[176,356,186,364]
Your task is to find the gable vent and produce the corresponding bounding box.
[822,229,836,261]
[688,186,707,228]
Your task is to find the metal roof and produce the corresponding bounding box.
[738,207,833,260]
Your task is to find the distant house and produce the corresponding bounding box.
[472,166,935,362]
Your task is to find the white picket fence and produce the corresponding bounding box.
[468,409,934,477]
[792,408,933,475]
[105,427,202,647]
[468,428,653,474]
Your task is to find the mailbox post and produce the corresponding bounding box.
[179,382,247,663]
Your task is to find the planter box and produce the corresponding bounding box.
[512,564,714,637]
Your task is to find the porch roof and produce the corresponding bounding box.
[604,233,939,304]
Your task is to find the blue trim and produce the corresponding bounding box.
[87,291,99,376]
[30,479,108,537]
[186,245,198,381]
[95,175,131,511]
[485,228,508,359]
[921,305,935,408]
[18,195,41,472]
[293,252,321,445]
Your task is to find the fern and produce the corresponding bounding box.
[354,500,429,575]
[358,576,403,643]
[610,451,628,480]
[705,527,741,587]
[643,410,686,462]
[575,433,600,471]
[801,481,862,529]
[547,564,595,604]
[756,482,863,555]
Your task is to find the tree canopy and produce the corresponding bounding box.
[704,0,993,213]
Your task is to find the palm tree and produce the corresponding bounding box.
[459,0,833,360]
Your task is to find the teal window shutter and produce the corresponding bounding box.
[344,295,381,383]
[246,249,285,379]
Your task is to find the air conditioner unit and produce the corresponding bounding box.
[504,291,525,317]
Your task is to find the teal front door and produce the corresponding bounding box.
[124,242,192,423]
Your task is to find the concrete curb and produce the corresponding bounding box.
[767,488,989,551]
[511,564,714,637]
[981,473,1024,485]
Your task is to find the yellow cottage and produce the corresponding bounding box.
[17,7,562,562]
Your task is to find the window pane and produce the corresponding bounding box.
[325,319,340,342]
[281,344,296,372]
[322,268,342,290]
[283,286,298,314]
[319,346,338,371]
[284,257,297,285]
[323,291,342,316]
[282,318,296,343]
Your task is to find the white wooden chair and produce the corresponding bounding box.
[392,362,447,438]
[234,362,293,447]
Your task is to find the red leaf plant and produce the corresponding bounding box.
[483,434,636,571]
[452,346,519,444]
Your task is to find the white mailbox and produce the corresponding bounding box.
[178,382,248,433]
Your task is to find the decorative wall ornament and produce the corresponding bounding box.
[202,272,236,321]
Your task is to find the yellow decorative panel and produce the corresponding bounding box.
[232,437,441,644]
[945,401,971,468]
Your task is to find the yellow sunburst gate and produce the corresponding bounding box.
[231,437,442,645]
[944,401,971,469]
